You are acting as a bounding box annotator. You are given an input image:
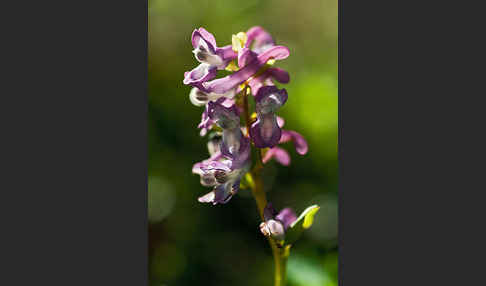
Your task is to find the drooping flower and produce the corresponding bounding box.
[250,86,288,148]
[193,159,250,205]
[183,28,237,89]
[189,87,236,107]
[197,45,290,94]
[262,117,308,166]
[207,100,250,169]
[197,97,235,137]
[234,26,290,96]
[192,130,250,205]
[259,203,297,241]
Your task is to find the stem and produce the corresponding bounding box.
[242,86,289,286]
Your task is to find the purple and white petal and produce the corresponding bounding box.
[191,28,237,69]
[189,87,236,106]
[183,63,218,88]
[260,219,285,241]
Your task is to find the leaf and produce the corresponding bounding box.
[284,205,320,246]
[239,173,255,190]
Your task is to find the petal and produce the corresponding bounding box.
[212,182,236,205]
[216,45,238,62]
[262,147,290,166]
[207,100,240,129]
[183,63,217,87]
[247,68,289,96]
[200,45,290,94]
[198,190,216,203]
[263,203,277,221]
[276,208,297,230]
[192,28,217,52]
[222,135,251,169]
[192,162,204,175]
[220,128,242,157]
[200,160,232,173]
[276,116,285,128]
[197,107,215,135]
[266,219,285,241]
[267,67,290,84]
[250,114,281,148]
[238,47,258,68]
[245,26,275,53]
[189,87,207,106]
[280,130,308,155]
[254,86,288,108]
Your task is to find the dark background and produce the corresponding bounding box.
[148,0,338,285]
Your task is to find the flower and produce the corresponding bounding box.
[197,45,290,94]
[183,28,237,89]
[259,203,297,241]
[189,87,236,107]
[193,159,250,205]
[236,26,290,96]
[262,116,308,166]
[197,97,235,136]
[207,100,250,169]
[250,86,288,148]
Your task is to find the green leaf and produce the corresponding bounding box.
[239,173,255,190]
[284,205,320,246]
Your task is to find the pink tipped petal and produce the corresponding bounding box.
[280,130,308,155]
[276,116,285,128]
[245,26,275,52]
[263,147,291,166]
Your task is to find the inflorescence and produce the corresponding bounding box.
[184,26,317,243]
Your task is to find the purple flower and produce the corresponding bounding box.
[191,28,236,68]
[198,45,290,94]
[183,28,237,89]
[260,203,297,241]
[193,159,249,205]
[207,100,250,168]
[250,86,288,148]
[262,117,308,166]
[197,97,235,136]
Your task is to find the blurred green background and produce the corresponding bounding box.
[148,0,337,285]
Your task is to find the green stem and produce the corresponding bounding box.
[242,86,289,286]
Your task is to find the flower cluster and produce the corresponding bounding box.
[185,27,314,242]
